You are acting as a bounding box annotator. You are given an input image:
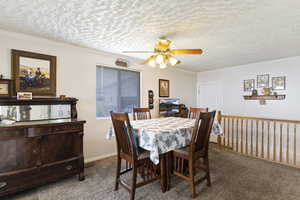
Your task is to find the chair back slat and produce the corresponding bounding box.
[189,107,208,119]
[191,111,216,153]
[133,108,151,120]
[110,112,136,158]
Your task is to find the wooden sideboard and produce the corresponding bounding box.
[0,97,85,197]
[0,119,86,197]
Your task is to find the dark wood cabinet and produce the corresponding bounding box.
[0,97,85,197]
[0,120,86,197]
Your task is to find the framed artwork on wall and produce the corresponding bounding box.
[0,79,13,98]
[257,74,269,88]
[159,79,169,97]
[11,49,57,96]
[272,76,286,90]
[243,79,255,91]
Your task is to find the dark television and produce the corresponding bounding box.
[159,98,180,116]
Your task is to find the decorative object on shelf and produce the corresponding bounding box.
[159,79,169,97]
[17,92,32,100]
[263,88,272,96]
[0,74,4,79]
[259,99,266,105]
[244,79,255,91]
[272,76,286,90]
[148,90,154,109]
[59,95,66,100]
[252,89,258,96]
[0,79,13,98]
[11,49,57,96]
[115,58,128,67]
[257,74,269,88]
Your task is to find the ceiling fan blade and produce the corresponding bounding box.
[123,51,155,53]
[170,49,203,55]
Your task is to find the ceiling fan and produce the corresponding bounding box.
[123,37,203,69]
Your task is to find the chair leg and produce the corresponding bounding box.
[189,159,196,198]
[204,156,211,187]
[115,157,121,191]
[130,164,138,200]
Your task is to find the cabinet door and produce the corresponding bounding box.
[41,132,82,164]
[0,129,40,173]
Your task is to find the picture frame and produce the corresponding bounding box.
[257,74,269,88]
[159,79,169,97]
[11,49,57,96]
[17,92,33,100]
[243,79,255,91]
[0,79,13,98]
[272,76,286,90]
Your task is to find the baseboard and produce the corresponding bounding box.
[84,153,117,165]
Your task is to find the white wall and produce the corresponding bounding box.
[197,56,300,120]
[0,29,197,162]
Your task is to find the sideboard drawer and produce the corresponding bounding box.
[27,127,52,137]
[0,168,40,196]
[40,159,80,180]
[52,124,83,134]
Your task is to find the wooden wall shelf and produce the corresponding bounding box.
[243,95,286,100]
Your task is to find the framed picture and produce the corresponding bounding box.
[257,74,269,88]
[272,76,286,90]
[159,79,169,97]
[17,92,33,100]
[11,49,56,96]
[243,79,255,91]
[0,79,12,98]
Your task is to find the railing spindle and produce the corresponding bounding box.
[251,120,254,156]
[261,121,264,158]
[267,121,270,160]
[246,119,248,155]
[294,124,297,165]
[227,118,230,147]
[236,119,239,152]
[256,120,259,157]
[241,119,244,154]
[232,118,234,149]
[287,124,290,164]
[273,122,276,161]
[223,118,226,146]
[280,124,283,162]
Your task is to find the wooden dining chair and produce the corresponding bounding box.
[172,111,216,198]
[110,111,160,200]
[188,107,208,119]
[133,107,151,120]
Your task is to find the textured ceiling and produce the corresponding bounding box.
[0,0,300,72]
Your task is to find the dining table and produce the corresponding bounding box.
[107,117,223,192]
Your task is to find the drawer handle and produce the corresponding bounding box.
[0,182,7,189]
[66,165,73,171]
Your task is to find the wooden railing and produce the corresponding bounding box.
[217,111,300,168]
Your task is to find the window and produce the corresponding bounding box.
[96,66,140,118]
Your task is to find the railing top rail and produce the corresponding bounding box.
[221,114,300,124]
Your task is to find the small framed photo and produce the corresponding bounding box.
[17,92,33,100]
[244,79,255,91]
[159,79,169,97]
[272,76,286,90]
[257,74,269,88]
[0,79,13,98]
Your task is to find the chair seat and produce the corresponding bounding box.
[137,151,150,160]
[173,146,206,159]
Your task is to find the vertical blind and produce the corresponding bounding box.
[96,66,140,117]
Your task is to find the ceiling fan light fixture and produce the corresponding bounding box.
[168,55,180,66]
[147,56,156,67]
[159,63,167,69]
[155,54,164,64]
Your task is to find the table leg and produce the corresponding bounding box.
[160,154,167,193]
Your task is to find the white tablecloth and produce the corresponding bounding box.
[107,117,223,164]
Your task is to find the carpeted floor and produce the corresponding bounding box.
[4,147,300,200]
